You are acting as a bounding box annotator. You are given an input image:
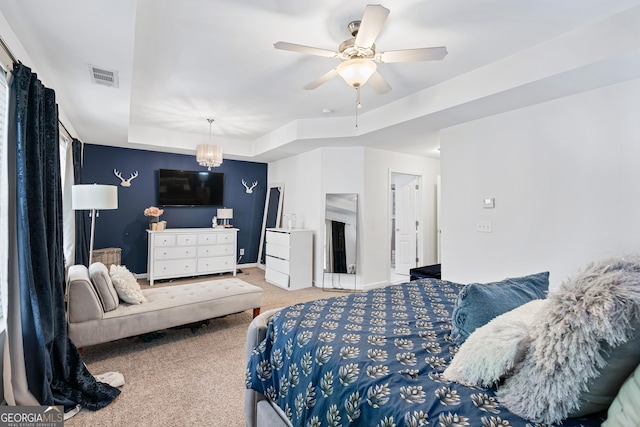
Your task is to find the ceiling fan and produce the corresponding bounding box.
[274,4,448,94]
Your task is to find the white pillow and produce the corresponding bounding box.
[109,264,146,304]
[443,299,547,387]
[604,364,640,427]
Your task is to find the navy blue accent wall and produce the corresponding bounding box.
[81,144,267,274]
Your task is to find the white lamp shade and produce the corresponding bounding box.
[217,208,233,220]
[336,58,377,87]
[72,184,118,210]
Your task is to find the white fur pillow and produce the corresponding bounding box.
[443,299,547,387]
[109,264,146,304]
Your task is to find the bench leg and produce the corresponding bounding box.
[253,307,261,318]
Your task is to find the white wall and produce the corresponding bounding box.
[440,77,640,287]
[269,146,440,289]
[363,149,440,287]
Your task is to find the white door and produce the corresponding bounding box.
[436,175,441,263]
[395,179,418,276]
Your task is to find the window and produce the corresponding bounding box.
[0,67,8,331]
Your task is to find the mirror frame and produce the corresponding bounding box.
[257,183,284,268]
[323,193,358,291]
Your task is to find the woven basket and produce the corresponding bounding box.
[91,247,121,266]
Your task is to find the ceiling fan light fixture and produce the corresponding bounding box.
[196,119,223,170]
[337,58,377,88]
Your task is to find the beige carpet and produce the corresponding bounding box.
[65,267,331,427]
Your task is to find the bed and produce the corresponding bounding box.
[245,273,627,427]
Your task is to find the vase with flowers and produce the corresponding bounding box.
[144,206,164,230]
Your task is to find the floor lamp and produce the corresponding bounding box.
[72,184,118,264]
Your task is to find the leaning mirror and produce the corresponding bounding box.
[258,183,284,268]
[323,193,358,291]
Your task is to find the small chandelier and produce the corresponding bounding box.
[196,118,223,170]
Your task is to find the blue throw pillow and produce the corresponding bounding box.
[451,272,549,343]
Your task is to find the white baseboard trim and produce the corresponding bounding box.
[310,280,392,292]
[136,262,258,280]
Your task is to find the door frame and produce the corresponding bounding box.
[389,171,423,279]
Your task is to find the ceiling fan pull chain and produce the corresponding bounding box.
[355,87,360,129]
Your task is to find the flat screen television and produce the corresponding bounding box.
[158,169,224,206]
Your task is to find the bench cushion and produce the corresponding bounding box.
[68,277,263,348]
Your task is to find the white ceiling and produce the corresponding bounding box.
[0,0,639,163]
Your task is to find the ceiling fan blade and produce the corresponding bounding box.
[378,47,448,63]
[368,71,392,94]
[354,4,390,49]
[303,68,338,90]
[274,41,339,58]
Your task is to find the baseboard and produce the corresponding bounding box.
[362,281,392,291]
[311,280,390,292]
[136,262,258,280]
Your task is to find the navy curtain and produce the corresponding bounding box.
[72,138,89,267]
[11,63,119,411]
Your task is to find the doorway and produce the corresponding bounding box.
[390,172,422,281]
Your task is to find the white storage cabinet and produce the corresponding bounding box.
[147,228,237,285]
[265,228,312,290]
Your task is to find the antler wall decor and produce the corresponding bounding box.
[114,169,139,187]
[242,179,258,194]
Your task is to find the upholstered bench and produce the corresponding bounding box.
[66,264,263,349]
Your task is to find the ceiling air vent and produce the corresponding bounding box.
[88,65,119,88]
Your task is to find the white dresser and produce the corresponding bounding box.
[147,228,237,286]
[265,228,313,290]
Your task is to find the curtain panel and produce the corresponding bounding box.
[5,63,119,411]
[72,138,89,267]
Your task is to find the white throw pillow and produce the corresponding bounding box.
[109,264,146,304]
[603,364,640,427]
[443,299,547,387]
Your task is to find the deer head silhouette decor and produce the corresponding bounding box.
[114,169,138,187]
[242,179,258,194]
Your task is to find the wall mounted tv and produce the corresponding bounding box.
[158,169,224,206]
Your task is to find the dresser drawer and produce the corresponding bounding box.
[217,232,235,244]
[177,234,198,246]
[265,268,290,288]
[198,233,217,245]
[154,246,196,260]
[266,230,290,247]
[154,234,176,247]
[197,256,235,273]
[154,259,197,277]
[266,255,290,275]
[265,242,290,260]
[197,244,234,257]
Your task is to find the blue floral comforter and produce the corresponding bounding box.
[245,279,604,427]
